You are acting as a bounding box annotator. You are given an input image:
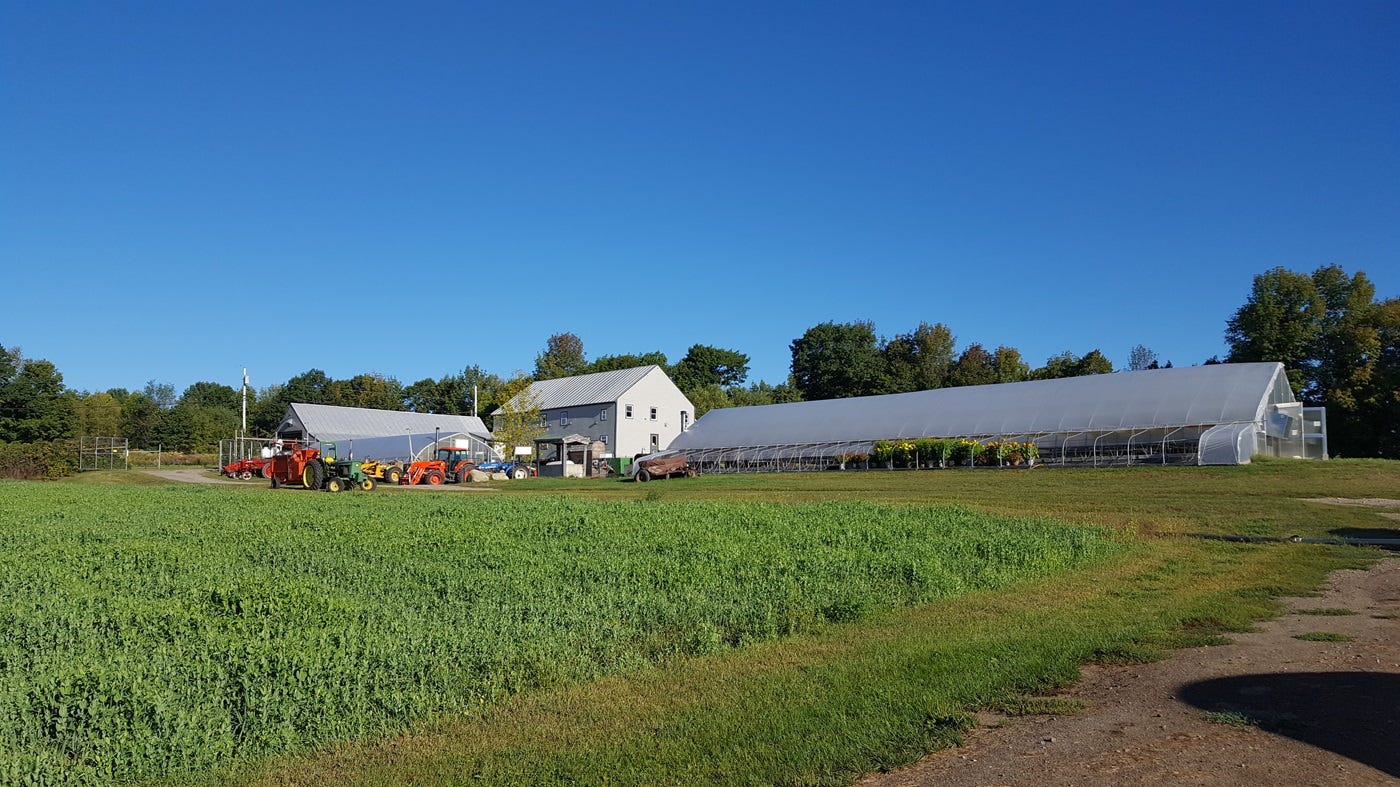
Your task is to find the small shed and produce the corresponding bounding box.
[533,433,605,478]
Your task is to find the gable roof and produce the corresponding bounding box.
[279,403,493,442]
[669,362,1292,450]
[492,365,662,414]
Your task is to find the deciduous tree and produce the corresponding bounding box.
[491,374,544,459]
[672,345,749,392]
[534,333,587,379]
[883,322,956,392]
[1127,344,1159,371]
[790,321,885,401]
[1225,266,1324,393]
[584,352,669,375]
[948,344,997,388]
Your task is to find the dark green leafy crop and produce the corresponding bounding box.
[0,482,1120,784]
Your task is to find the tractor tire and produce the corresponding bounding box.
[261,465,273,479]
[385,467,402,485]
[302,461,325,490]
[636,469,651,482]
[240,470,253,480]
[326,477,344,493]
[270,477,281,489]
[426,470,444,485]
[360,477,376,492]
[510,466,529,480]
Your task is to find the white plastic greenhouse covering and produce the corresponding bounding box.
[329,432,499,464]
[666,362,1321,471]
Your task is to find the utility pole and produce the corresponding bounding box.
[240,367,250,438]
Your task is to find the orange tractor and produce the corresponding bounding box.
[401,445,477,486]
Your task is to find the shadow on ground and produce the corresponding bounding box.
[1178,672,1400,777]
[1329,527,1400,540]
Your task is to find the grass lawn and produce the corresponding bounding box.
[32,460,1400,784]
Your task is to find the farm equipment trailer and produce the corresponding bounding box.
[222,457,270,480]
[633,455,695,482]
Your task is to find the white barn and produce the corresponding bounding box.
[492,365,695,458]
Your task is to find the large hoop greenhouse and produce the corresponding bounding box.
[665,362,1326,472]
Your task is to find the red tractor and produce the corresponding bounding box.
[402,445,476,486]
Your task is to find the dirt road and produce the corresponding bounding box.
[860,556,1399,786]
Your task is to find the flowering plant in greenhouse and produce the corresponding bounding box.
[949,438,981,465]
[913,438,941,460]
[979,441,1039,465]
[871,441,895,462]
[892,440,919,464]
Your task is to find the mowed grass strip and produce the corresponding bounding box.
[0,483,1118,784]
[487,458,1400,538]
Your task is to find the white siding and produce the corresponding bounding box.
[614,367,694,458]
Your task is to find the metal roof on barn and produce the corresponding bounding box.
[669,362,1293,450]
[492,365,659,414]
[278,403,493,442]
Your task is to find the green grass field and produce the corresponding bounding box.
[3,460,1396,785]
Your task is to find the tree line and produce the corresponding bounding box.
[1,263,1394,458]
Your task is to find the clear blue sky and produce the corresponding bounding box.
[3,1,1396,396]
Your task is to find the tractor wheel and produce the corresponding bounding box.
[510,466,529,480]
[636,469,651,482]
[240,470,253,480]
[360,477,376,491]
[270,477,281,489]
[302,461,325,490]
[426,470,444,485]
[261,465,273,479]
[385,467,402,485]
[326,477,344,493]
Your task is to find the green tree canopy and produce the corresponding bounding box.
[490,374,544,458]
[1034,349,1114,380]
[1127,344,1159,371]
[120,392,162,448]
[1225,266,1325,393]
[1224,264,1396,457]
[584,352,669,376]
[991,345,1031,383]
[405,365,503,416]
[790,321,885,401]
[672,344,749,392]
[534,333,587,379]
[180,381,240,411]
[947,343,997,388]
[882,322,956,393]
[74,392,122,438]
[0,346,74,442]
[328,373,406,411]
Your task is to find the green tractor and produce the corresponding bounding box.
[299,442,377,492]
